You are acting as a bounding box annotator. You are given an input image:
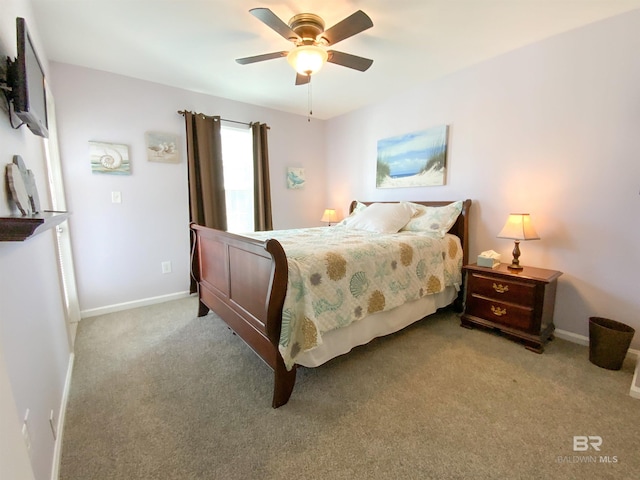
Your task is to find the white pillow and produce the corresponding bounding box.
[336,201,366,226]
[348,201,367,217]
[343,202,416,233]
[401,201,463,237]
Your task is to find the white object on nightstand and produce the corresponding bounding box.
[477,250,501,268]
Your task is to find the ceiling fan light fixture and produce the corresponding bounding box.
[287,45,328,76]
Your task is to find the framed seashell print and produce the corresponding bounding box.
[89,141,131,175]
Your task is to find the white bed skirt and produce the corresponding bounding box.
[295,286,458,368]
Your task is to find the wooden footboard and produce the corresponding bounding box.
[190,224,295,408]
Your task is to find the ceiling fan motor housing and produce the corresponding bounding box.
[288,13,326,45]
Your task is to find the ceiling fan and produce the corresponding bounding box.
[236,8,374,85]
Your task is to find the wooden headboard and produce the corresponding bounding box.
[348,200,472,265]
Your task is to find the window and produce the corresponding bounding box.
[221,125,254,233]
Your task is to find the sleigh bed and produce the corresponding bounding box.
[191,199,471,407]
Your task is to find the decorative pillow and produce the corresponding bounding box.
[401,201,463,237]
[336,201,367,226]
[342,202,416,233]
[349,201,367,216]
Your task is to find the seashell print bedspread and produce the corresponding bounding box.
[246,226,463,369]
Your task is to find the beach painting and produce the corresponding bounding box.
[376,125,449,188]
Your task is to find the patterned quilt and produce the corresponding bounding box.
[246,226,463,369]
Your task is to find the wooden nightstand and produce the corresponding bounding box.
[461,263,562,353]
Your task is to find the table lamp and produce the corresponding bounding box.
[497,213,540,270]
[320,208,338,226]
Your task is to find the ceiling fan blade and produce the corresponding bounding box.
[327,50,373,72]
[249,8,301,42]
[320,10,373,46]
[236,51,288,65]
[295,73,310,86]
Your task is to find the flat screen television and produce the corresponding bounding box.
[5,17,48,138]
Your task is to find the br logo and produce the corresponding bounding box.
[573,436,603,451]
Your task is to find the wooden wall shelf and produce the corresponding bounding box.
[0,211,69,241]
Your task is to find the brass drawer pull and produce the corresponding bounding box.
[493,283,509,293]
[491,305,507,317]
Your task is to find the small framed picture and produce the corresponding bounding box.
[146,132,180,163]
[89,141,131,175]
[287,167,305,189]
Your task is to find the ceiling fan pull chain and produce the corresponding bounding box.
[308,80,313,122]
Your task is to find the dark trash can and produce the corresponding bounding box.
[589,317,635,370]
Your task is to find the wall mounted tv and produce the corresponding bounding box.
[4,17,49,138]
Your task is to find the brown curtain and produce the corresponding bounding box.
[252,122,273,231]
[184,112,227,228]
[184,111,227,292]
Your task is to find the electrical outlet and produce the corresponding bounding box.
[111,191,122,203]
[161,261,172,274]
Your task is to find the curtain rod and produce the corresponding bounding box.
[177,110,252,127]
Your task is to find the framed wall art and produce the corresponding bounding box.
[89,141,131,175]
[145,131,180,163]
[287,167,305,189]
[376,125,449,188]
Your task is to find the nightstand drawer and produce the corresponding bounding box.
[466,295,534,331]
[468,272,536,304]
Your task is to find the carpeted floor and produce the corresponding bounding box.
[60,296,639,480]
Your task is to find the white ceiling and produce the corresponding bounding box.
[30,0,640,119]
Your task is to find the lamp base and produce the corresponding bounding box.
[508,240,523,271]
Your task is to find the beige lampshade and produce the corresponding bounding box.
[287,45,328,76]
[497,214,540,240]
[321,208,338,224]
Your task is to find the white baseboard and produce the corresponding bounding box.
[80,291,192,319]
[50,352,74,480]
[553,328,589,346]
[554,328,640,360]
[555,328,640,400]
[631,357,640,400]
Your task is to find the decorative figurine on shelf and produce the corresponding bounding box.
[5,155,40,216]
